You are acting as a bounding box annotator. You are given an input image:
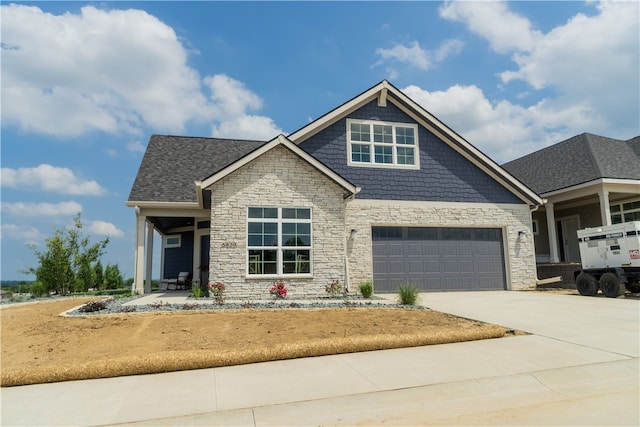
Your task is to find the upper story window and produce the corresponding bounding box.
[611,199,640,224]
[347,119,419,169]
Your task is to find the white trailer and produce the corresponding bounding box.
[575,221,640,297]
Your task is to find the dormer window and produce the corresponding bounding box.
[347,119,419,169]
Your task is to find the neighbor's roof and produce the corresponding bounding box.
[502,133,640,195]
[127,135,266,204]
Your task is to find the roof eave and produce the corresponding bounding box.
[201,134,359,197]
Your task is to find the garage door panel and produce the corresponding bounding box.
[442,261,460,273]
[387,243,404,257]
[458,260,474,274]
[373,226,506,293]
[406,243,424,256]
[407,260,425,273]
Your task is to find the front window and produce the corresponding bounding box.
[247,207,312,276]
[347,119,419,169]
[611,199,640,224]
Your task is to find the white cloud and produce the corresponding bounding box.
[434,39,464,62]
[126,140,146,153]
[88,220,124,238]
[1,6,284,142]
[403,84,568,163]
[433,1,639,156]
[1,164,106,195]
[375,39,463,72]
[205,75,283,140]
[376,42,431,70]
[2,201,82,217]
[1,4,212,136]
[0,224,42,243]
[499,2,639,137]
[439,1,541,53]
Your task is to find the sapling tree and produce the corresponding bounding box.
[24,213,109,295]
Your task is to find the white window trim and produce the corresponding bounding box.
[246,207,313,278]
[164,234,181,248]
[346,118,420,170]
[610,197,640,224]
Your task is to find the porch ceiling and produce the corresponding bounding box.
[148,216,194,234]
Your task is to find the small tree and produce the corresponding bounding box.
[76,261,96,292]
[24,213,109,295]
[94,261,104,290]
[104,263,123,289]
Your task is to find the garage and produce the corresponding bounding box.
[372,226,506,293]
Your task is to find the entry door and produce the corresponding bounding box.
[559,217,580,262]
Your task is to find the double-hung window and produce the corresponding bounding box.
[247,207,312,276]
[347,119,419,169]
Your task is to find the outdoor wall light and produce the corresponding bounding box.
[518,230,526,237]
[350,229,357,238]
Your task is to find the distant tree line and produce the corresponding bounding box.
[22,213,124,296]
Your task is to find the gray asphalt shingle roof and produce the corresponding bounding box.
[127,135,266,203]
[502,133,640,194]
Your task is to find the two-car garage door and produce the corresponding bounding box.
[372,226,506,293]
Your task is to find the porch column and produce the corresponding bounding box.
[145,222,154,293]
[598,189,612,226]
[546,202,560,263]
[133,214,146,294]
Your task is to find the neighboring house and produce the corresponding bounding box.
[127,80,543,296]
[503,133,640,264]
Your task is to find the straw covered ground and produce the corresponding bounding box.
[1,297,512,387]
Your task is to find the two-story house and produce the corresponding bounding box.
[127,81,543,296]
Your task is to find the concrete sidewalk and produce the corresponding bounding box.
[2,291,638,426]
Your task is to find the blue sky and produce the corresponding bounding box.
[2,1,639,281]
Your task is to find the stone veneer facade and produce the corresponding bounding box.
[208,145,350,298]
[207,145,537,297]
[344,199,538,291]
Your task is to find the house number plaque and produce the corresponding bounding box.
[221,242,237,248]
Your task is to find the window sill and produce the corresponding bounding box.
[347,161,420,170]
[244,274,314,280]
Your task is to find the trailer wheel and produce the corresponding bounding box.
[576,272,598,296]
[626,283,640,294]
[600,273,623,298]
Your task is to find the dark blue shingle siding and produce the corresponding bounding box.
[300,101,522,204]
[163,231,194,279]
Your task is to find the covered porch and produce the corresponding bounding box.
[131,205,211,294]
[534,180,639,265]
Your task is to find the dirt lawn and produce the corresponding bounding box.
[1,298,511,387]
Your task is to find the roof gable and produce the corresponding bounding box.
[200,135,360,197]
[290,80,542,205]
[503,133,640,194]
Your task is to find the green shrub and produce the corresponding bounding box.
[192,285,203,298]
[358,280,374,298]
[30,281,46,298]
[398,284,420,305]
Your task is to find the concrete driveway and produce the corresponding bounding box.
[418,290,640,357]
[1,291,638,426]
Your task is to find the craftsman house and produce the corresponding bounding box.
[127,81,543,296]
[503,133,640,266]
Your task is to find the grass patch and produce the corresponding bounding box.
[1,298,509,387]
